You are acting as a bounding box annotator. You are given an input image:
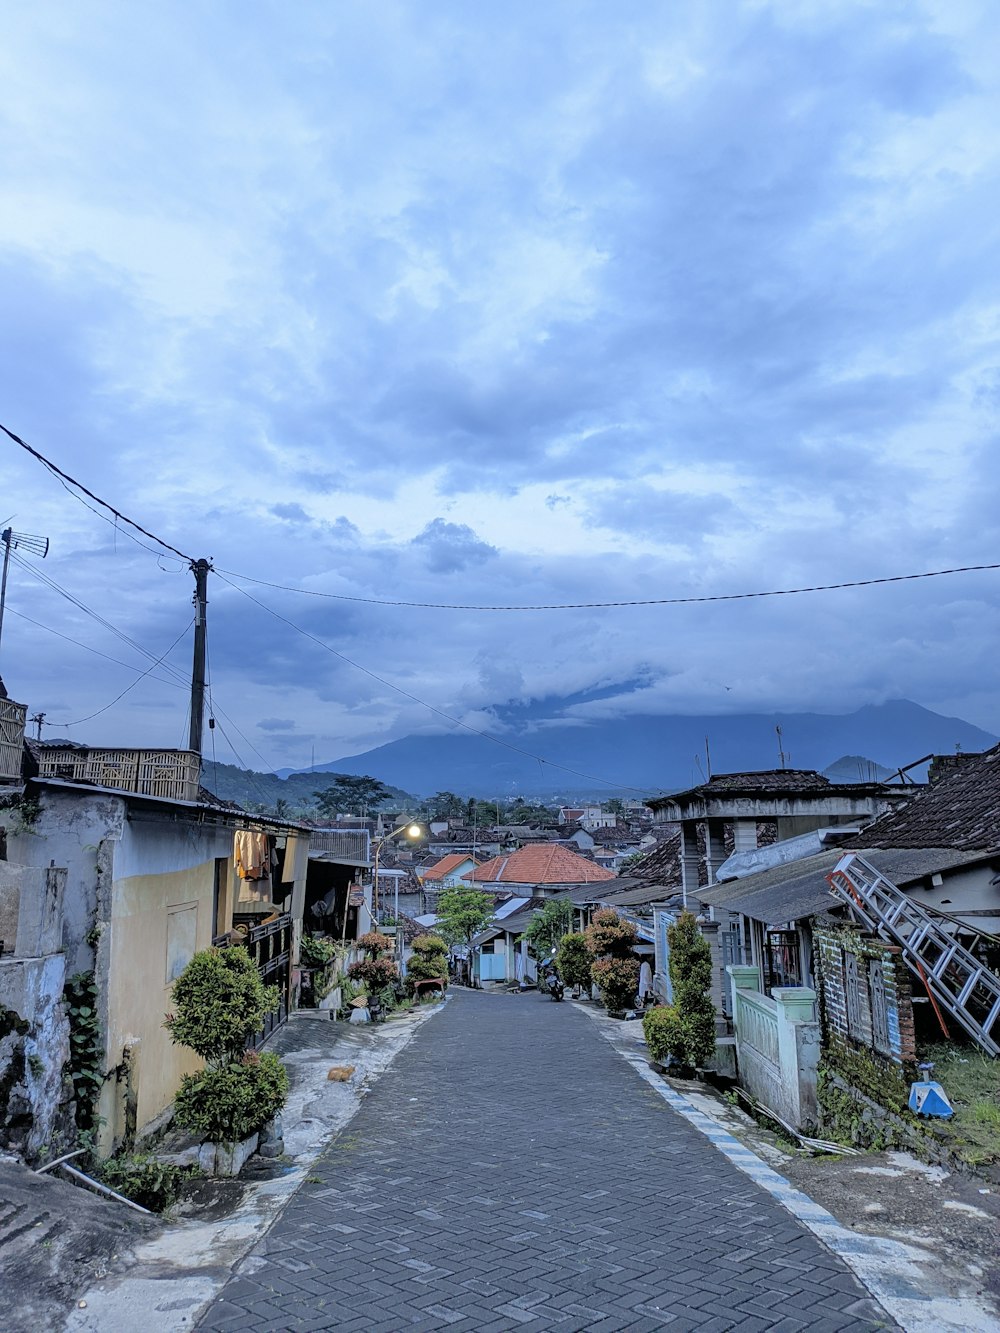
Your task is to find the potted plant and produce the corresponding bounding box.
[165,946,289,1176]
[347,931,399,1020]
[406,933,449,1000]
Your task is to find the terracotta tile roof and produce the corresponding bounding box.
[845,744,1000,852]
[465,843,616,885]
[422,852,478,882]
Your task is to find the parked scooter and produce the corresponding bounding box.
[542,958,564,1001]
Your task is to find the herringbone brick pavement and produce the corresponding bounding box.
[197,991,892,1331]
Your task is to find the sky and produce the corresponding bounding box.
[2,0,1000,777]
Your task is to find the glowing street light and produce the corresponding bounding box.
[372,820,424,925]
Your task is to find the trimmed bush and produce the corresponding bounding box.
[348,955,398,991]
[164,947,279,1062]
[356,930,394,955]
[406,934,448,996]
[585,909,640,1013]
[643,1005,685,1064]
[665,912,717,1069]
[165,946,289,1150]
[174,1050,288,1144]
[591,956,641,1013]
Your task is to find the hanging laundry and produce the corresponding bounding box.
[234,830,270,880]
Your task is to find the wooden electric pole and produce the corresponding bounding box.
[188,558,211,755]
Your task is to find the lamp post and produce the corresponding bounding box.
[372,820,424,930]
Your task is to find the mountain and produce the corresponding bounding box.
[280,700,998,798]
[822,755,895,784]
[200,761,412,812]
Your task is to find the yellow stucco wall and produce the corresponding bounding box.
[99,860,218,1151]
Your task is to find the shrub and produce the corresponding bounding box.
[665,912,717,1069]
[348,955,398,991]
[556,933,592,992]
[300,934,336,969]
[357,930,395,956]
[585,908,638,959]
[99,1152,195,1212]
[586,910,639,1011]
[643,1005,685,1064]
[164,948,279,1062]
[165,946,289,1147]
[591,956,641,1013]
[406,934,448,996]
[173,1050,288,1144]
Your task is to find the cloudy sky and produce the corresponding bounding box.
[2,0,1000,775]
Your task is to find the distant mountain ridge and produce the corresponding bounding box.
[279,700,997,797]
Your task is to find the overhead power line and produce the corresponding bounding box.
[50,620,194,727]
[214,571,652,793]
[215,560,1000,612]
[4,605,187,690]
[1,420,193,563]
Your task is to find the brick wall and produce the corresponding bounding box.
[814,925,916,1065]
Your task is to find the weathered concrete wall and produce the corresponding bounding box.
[0,954,72,1163]
[2,790,125,974]
[0,865,66,957]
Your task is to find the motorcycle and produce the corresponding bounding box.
[543,967,564,1002]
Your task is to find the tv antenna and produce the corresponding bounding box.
[0,527,50,663]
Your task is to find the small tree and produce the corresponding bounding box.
[524,899,574,959]
[165,947,279,1063]
[347,930,399,994]
[585,909,640,1014]
[556,932,593,994]
[667,911,716,1068]
[435,887,494,950]
[435,886,495,985]
[643,911,716,1070]
[406,933,448,995]
[165,947,287,1145]
[313,773,390,817]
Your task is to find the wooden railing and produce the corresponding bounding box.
[35,746,201,802]
[0,698,26,781]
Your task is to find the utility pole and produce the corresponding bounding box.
[188,558,211,755]
[29,711,45,739]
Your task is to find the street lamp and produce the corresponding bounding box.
[372,820,424,927]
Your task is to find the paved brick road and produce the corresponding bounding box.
[198,991,891,1332]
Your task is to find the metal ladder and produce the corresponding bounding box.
[829,852,1000,1057]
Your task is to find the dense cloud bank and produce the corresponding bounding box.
[2,2,999,769]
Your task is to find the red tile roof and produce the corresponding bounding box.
[422,852,478,882]
[465,843,616,885]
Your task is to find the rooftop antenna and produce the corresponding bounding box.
[776,724,788,770]
[0,527,50,664]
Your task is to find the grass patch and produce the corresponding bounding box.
[921,1043,1000,1167]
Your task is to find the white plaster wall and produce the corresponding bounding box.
[905,864,1000,930]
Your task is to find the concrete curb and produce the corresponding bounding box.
[588,1009,996,1333]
